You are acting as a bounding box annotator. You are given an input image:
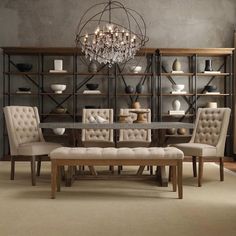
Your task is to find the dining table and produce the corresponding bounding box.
[39,121,194,187]
[39,121,194,130]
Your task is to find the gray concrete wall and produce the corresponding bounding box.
[0,0,236,158]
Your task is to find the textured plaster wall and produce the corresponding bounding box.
[0,0,236,158]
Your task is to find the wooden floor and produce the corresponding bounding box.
[221,159,236,172]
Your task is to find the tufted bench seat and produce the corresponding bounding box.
[50,147,184,199]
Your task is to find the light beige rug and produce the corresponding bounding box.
[0,162,236,236]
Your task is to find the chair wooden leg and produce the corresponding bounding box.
[37,157,41,176]
[109,165,114,174]
[192,156,197,177]
[31,156,36,186]
[219,157,224,181]
[198,156,203,187]
[150,166,153,175]
[10,156,15,180]
[118,165,122,175]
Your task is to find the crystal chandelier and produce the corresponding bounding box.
[75,0,148,66]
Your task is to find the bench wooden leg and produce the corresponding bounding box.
[51,160,57,199]
[172,166,177,192]
[156,166,168,187]
[57,166,61,192]
[177,161,183,199]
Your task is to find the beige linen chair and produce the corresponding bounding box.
[4,106,62,185]
[117,108,151,147]
[171,108,231,187]
[82,109,115,174]
[117,108,151,174]
[82,109,114,147]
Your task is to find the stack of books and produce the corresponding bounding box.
[168,110,185,115]
[205,91,220,94]
[170,91,187,94]
[16,91,31,94]
[49,69,67,73]
[171,70,184,73]
[203,71,221,74]
[83,90,101,94]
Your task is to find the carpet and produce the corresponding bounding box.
[0,162,236,236]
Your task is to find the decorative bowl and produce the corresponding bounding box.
[204,85,217,92]
[86,83,99,90]
[53,128,65,135]
[53,107,67,114]
[50,84,66,94]
[172,84,185,92]
[177,128,187,135]
[18,87,31,92]
[16,63,33,72]
[166,128,176,135]
[130,66,142,73]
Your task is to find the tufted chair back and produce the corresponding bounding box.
[119,108,151,144]
[191,108,231,156]
[82,109,114,145]
[3,106,44,156]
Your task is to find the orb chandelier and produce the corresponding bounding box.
[75,0,148,66]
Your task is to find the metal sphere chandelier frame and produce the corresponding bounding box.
[75,0,149,66]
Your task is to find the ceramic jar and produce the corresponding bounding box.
[131,102,141,109]
[136,83,144,93]
[125,85,134,94]
[88,60,98,73]
[172,99,181,111]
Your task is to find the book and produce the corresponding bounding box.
[203,71,221,74]
[168,110,185,115]
[49,69,67,73]
[170,91,187,94]
[83,90,101,94]
[16,91,31,94]
[171,70,184,73]
[205,92,220,94]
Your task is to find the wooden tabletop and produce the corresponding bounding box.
[39,122,194,129]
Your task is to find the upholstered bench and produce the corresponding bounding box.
[50,147,184,199]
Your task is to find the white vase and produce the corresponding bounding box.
[172,58,181,71]
[172,99,181,111]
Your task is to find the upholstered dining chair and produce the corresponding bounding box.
[4,106,62,185]
[117,108,151,174]
[117,108,151,148]
[82,108,114,147]
[171,108,231,187]
[82,108,115,174]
